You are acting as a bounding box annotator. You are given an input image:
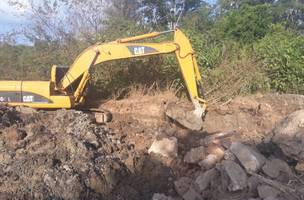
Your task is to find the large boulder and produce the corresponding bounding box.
[229,142,266,173]
[272,110,304,161]
[262,158,292,179]
[219,160,248,192]
[165,102,203,131]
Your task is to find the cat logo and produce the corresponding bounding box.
[127,46,157,55]
[133,47,145,55]
[23,95,34,102]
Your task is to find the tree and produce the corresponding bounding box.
[139,0,208,29]
[0,32,17,46]
[213,4,274,43]
[8,0,107,42]
[219,0,276,11]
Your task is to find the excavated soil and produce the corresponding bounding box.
[1,92,304,200]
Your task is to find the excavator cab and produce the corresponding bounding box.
[51,65,70,90]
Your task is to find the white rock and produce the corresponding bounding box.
[272,109,304,161]
[148,137,178,158]
[165,103,203,131]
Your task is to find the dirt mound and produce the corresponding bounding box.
[0,109,135,200]
[1,93,304,200]
[204,93,304,143]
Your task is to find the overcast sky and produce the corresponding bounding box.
[0,0,29,33]
[0,0,217,35]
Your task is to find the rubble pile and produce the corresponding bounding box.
[153,110,304,200]
[0,109,136,200]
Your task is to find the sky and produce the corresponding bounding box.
[0,0,29,33]
[0,0,217,40]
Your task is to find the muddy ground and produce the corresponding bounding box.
[0,92,304,200]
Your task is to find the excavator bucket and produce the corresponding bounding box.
[165,101,204,131]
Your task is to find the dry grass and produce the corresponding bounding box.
[202,56,268,105]
[111,79,185,100]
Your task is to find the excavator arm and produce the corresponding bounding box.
[57,28,207,116]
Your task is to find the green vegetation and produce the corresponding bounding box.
[254,25,304,93]
[1,0,304,101]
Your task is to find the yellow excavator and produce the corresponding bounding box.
[0,28,207,126]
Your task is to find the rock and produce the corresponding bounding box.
[182,187,202,200]
[221,137,233,149]
[15,106,37,114]
[184,146,205,164]
[152,193,174,200]
[199,143,225,169]
[174,177,192,196]
[230,142,266,173]
[148,137,178,158]
[202,131,237,146]
[262,158,292,178]
[84,132,99,148]
[247,176,261,194]
[220,160,248,192]
[272,110,304,161]
[257,185,280,199]
[295,161,304,173]
[194,168,219,192]
[165,102,203,131]
[199,154,218,170]
[224,150,237,161]
[94,112,112,124]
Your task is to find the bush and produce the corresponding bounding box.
[183,29,223,69]
[254,25,304,94]
[213,4,273,44]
